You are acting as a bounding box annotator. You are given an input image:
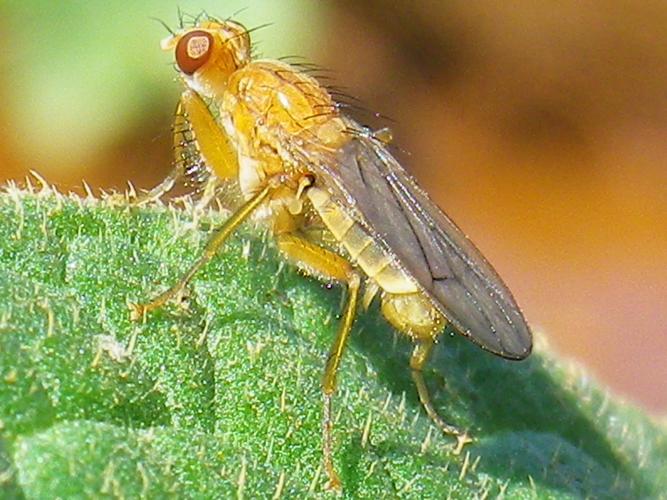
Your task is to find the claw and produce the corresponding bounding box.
[324,473,342,493]
[128,301,146,322]
[452,432,473,456]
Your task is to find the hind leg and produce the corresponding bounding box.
[381,293,471,452]
[410,340,472,454]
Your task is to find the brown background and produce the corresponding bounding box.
[1,2,665,412]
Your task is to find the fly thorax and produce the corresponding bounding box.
[238,154,265,201]
[220,110,237,143]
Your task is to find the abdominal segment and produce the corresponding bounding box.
[307,186,445,341]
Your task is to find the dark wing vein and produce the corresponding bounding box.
[307,131,532,359]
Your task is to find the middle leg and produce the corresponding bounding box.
[276,233,360,491]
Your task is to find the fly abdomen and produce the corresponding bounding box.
[307,187,419,295]
[308,185,445,340]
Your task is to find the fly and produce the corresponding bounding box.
[129,14,532,491]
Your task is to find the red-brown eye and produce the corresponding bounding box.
[175,30,214,75]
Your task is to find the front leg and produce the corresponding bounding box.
[134,89,238,205]
[129,180,274,320]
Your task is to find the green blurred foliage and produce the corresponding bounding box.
[0,185,665,498]
[0,1,326,170]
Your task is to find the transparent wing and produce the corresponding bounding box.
[308,131,532,359]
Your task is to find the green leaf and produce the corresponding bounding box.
[0,183,665,498]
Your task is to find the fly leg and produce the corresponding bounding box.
[131,160,181,206]
[410,340,472,454]
[276,234,361,491]
[133,89,238,206]
[191,175,220,212]
[129,182,273,319]
[322,273,359,491]
[132,99,193,206]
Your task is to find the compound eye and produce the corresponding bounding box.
[175,30,214,75]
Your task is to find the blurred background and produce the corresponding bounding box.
[1,1,665,412]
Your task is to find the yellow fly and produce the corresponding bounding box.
[130,14,532,490]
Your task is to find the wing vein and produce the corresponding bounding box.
[299,124,531,359]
